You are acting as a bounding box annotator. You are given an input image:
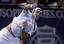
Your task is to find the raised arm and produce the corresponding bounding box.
[18,3,37,10]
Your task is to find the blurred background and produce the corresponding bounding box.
[0,0,64,44]
[0,0,64,8]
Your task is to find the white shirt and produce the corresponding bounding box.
[0,9,37,44]
[0,28,20,44]
[11,9,37,37]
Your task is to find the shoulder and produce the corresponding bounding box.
[12,17,27,24]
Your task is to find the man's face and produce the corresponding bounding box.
[32,8,42,19]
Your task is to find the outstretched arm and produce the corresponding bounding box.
[18,3,37,10]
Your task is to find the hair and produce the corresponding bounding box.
[32,7,42,15]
